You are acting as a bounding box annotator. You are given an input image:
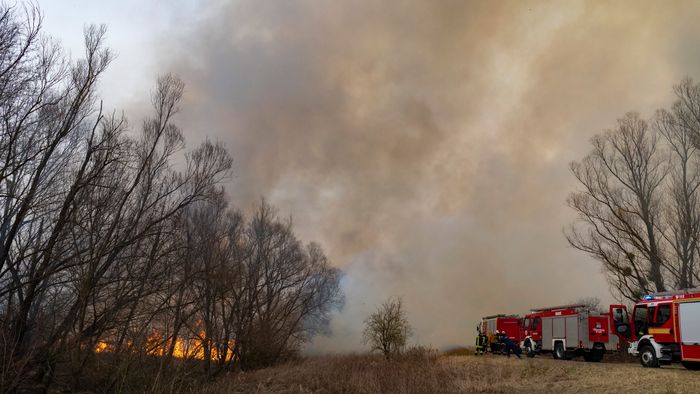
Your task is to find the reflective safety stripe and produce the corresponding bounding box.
[648,328,671,334]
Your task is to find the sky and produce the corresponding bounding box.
[38,0,700,352]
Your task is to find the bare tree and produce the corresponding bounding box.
[656,80,700,290]
[0,3,234,388]
[0,3,116,387]
[567,113,668,301]
[363,297,412,358]
[234,200,343,370]
[567,78,700,302]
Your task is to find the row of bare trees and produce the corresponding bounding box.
[568,78,700,302]
[0,4,342,392]
[148,197,342,374]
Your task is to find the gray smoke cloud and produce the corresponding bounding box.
[137,0,700,352]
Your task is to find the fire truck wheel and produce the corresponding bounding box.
[524,340,535,358]
[682,361,700,370]
[640,345,660,368]
[553,343,565,360]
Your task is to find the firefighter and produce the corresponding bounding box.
[479,331,488,354]
[502,335,522,359]
[488,330,497,353]
[492,330,500,353]
[496,330,505,354]
[475,326,485,355]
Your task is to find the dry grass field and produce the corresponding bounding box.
[200,349,700,394]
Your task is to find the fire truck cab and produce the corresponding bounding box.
[520,304,628,362]
[627,289,700,370]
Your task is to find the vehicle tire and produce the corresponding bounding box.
[640,345,660,368]
[553,342,565,360]
[682,361,700,370]
[524,339,536,358]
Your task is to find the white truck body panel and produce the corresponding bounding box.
[540,311,617,351]
[679,301,700,345]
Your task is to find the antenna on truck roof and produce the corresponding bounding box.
[530,303,588,312]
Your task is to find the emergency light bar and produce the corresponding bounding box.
[643,287,700,300]
[644,294,688,300]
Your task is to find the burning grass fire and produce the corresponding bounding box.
[94,323,235,362]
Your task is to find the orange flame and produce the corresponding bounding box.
[94,341,110,353]
[94,325,235,362]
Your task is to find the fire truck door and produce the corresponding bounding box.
[609,304,631,339]
[648,303,673,343]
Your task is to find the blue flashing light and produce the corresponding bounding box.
[643,295,654,300]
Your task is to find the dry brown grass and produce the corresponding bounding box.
[199,349,700,394]
[442,346,473,357]
[441,356,700,393]
[201,348,451,394]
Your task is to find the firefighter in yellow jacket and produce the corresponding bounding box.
[488,331,498,353]
[475,326,487,355]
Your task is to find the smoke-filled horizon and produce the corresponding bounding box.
[39,0,700,352]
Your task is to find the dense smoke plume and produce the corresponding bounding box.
[42,0,700,352]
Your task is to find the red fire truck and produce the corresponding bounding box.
[520,303,628,362]
[481,314,523,343]
[625,288,700,369]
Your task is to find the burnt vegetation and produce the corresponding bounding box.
[0,4,342,392]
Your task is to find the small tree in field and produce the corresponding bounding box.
[363,297,412,358]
